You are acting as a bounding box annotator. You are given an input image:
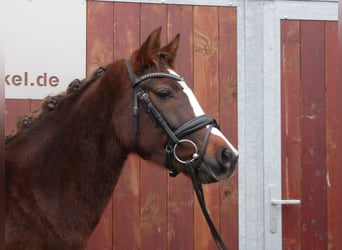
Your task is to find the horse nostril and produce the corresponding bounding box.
[217,148,237,167]
[223,149,232,163]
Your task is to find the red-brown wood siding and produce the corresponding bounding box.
[325,21,342,250]
[281,20,342,250]
[85,2,114,250]
[218,7,238,250]
[338,2,342,248]
[112,4,141,250]
[301,21,327,249]
[166,5,195,250]
[281,20,303,249]
[193,6,220,250]
[5,2,238,250]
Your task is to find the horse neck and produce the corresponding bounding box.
[7,62,131,238]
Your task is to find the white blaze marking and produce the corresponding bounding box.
[167,69,204,117]
[168,69,238,156]
[212,127,239,155]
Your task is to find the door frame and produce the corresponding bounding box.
[236,1,337,250]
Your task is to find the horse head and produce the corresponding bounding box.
[116,27,238,184]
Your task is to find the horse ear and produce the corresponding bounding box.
[135,27,162,67]
[159,34,180,68]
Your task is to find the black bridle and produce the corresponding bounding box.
[125,59,228,250]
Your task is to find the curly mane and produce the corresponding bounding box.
[5,66,107,145]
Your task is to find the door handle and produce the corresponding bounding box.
[269,184,300,233]
[271,199,301,205]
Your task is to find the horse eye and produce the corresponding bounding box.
[156,89,172,99]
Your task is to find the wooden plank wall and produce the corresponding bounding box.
[281,20,342,249]
[5,2,238,250]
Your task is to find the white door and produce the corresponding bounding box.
[237,1,337,249]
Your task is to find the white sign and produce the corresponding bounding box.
[4,0,86,99]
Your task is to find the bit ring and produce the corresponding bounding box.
[173,139,199,164]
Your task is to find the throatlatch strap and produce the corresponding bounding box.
[125,59,137,84]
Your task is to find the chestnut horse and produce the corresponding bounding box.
[5,27,238,250]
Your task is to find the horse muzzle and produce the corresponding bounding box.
[198,147,238,184]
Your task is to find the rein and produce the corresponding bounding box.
[125,59,228,250]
